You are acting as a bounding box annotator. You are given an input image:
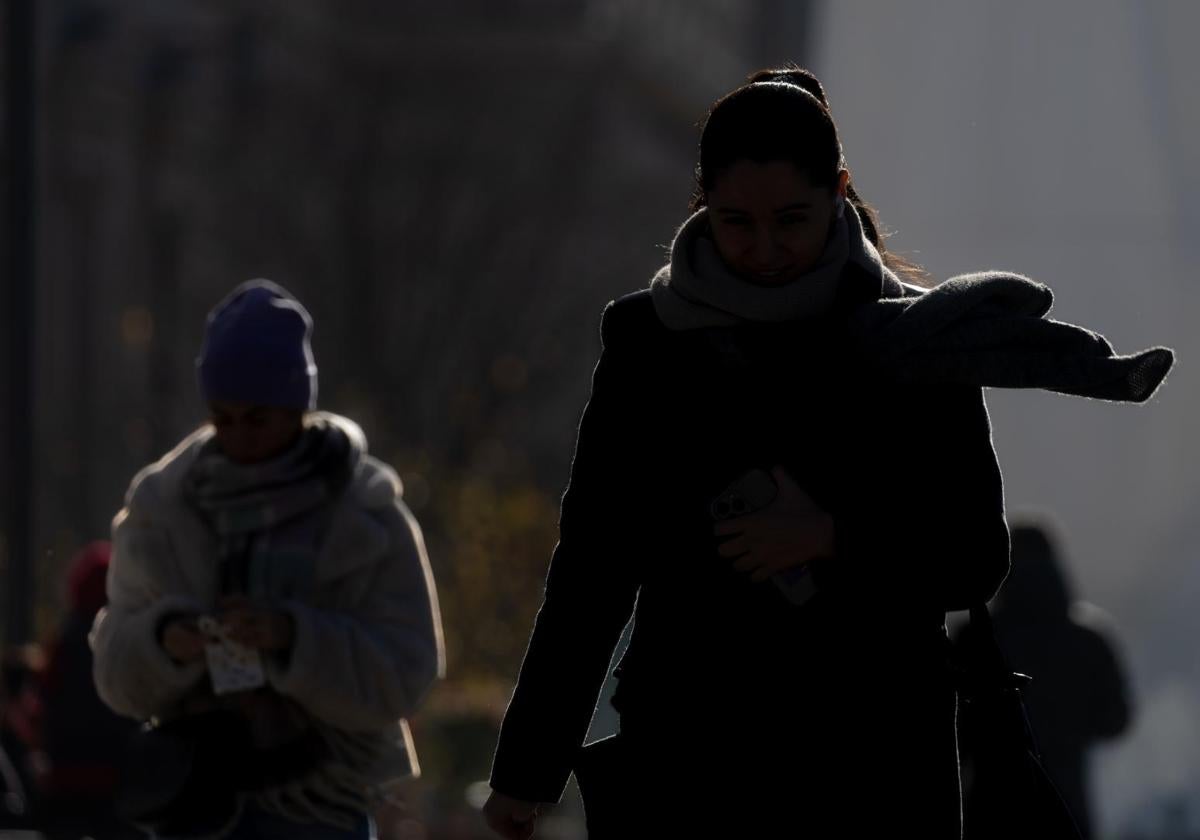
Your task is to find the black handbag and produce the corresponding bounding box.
[953,605,1084,840]
[113,710,251,835]
[114,705,332,835]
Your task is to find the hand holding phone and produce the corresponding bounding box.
[217,595,295,653]
[197,614,267,695]
[711,466,832,605]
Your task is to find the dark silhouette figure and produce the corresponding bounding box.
[485,66,1011,839]
[963,520,1132,839]
[39,540,140,839]
[483,63,1164,840]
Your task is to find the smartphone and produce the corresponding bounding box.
[710,468,778,521]
[197,614,267,695]
[710,468,817,606]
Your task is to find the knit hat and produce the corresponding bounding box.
[196,279,318,410]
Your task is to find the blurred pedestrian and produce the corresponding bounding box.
[959,519,1132,839]
[91,279,445,839]
[0,644,44,829]
[39,540,140,839]
[483,65,1170,839]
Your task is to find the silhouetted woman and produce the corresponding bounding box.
[484,66,1170,839]
[485,68,1008,838]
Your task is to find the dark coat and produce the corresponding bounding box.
[492,277,1010,836]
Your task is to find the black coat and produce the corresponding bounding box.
[492,281,1010,835]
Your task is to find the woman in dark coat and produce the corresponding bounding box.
[485,67,1011,838]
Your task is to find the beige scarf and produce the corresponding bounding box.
[649,201,890,330]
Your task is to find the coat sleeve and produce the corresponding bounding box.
[814,384,1011,611]
[91,477,209,720]
[489,302,646,803]
[266,500,445,732]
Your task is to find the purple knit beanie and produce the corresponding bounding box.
[196,279,317,410]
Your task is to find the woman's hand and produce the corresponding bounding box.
[714,466,834,581]
[218,595,296,653]
[483,790,541,840]
[160,616,208,664]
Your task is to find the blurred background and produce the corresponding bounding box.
[0,1,1195,838]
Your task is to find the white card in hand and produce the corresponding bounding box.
[197,615,266,695]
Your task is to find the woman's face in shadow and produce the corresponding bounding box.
[706,160,848,287]
[209,401,304,465]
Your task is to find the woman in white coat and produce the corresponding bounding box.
[91,279,444,839]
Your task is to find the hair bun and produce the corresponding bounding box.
[747,66,829,108]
